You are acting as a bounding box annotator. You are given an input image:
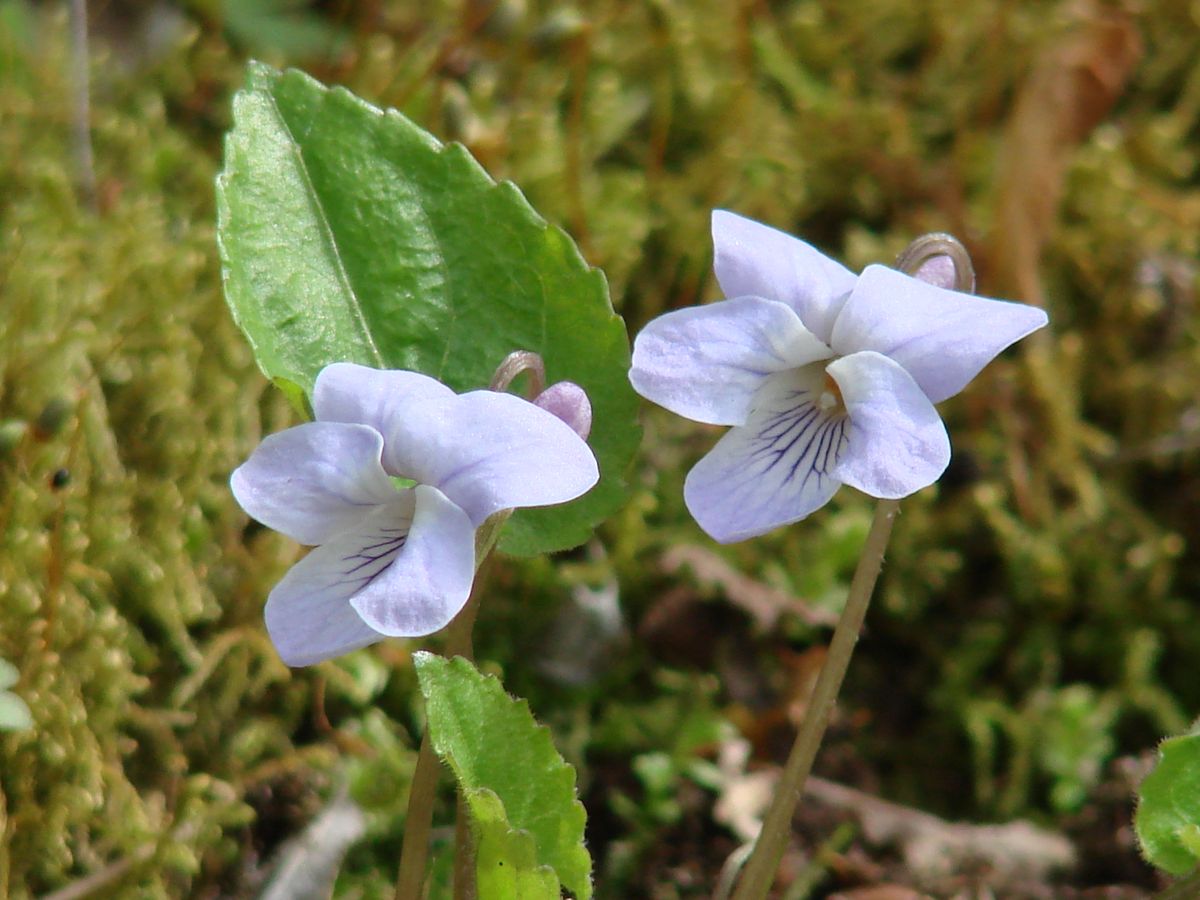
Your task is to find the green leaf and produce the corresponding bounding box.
[414,653,591,898]
[217,62,639,555]
[467,788,561,900]
[0,691,32,731]
[1136,730,1200,875]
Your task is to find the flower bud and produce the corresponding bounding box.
[912,254,957,290]
[534,381,592,441]
[895,232,976,293]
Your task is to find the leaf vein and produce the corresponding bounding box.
[264,88,385,368]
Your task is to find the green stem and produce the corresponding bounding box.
[729,498,901,900]
[453,793,477,900]
[1157,868,1200,900]
[445,578,484,900]
[395,730,441,900]
[393,512,509,899]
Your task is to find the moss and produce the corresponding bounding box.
[3,0,1200,894]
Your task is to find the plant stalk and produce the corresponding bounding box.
[729,498,901,900]
[395,730,441,900]
[393,514,508,898]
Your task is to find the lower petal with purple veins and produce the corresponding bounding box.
[263,491,419,666]
[349,484,476,637]
[683,366,848,543]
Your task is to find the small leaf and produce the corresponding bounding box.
[467,788,561,900]
[217,62,639,555]
[414,653,592,898]
[1135,730,1200,875]
[0,691,32,731]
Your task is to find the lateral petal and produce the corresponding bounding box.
[683,367,847,543]
[349,484,476,637]
[712,210,858,345]
[231,421,397,545]
[630,297,832,426]
[829,351,951,499]
[382,391,599,526]
[830,265,1049,404]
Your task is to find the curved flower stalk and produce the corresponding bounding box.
[629,210,1048,543]
[231,363,599,666]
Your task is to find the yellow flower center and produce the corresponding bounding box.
[818,371,845,413]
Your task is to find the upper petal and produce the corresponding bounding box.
[231,421,397,545]
[349,484,476,637]
[829,265,1049,404]
[312,363,456,444]
[683,366,847,543]
[383,391,600,526]
[712,210,858,345]
[262,494,420,666]
[828,351,951,499]
[630,297,833,426]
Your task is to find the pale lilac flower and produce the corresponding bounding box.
[232,363,599,666]
[629,211,1048,543]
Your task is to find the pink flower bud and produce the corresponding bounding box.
[534,381,592,441]
[912,254,957,290]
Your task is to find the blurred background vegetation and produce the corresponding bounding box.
[2,0,1199,896]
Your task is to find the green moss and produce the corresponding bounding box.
[3,0,1200,894]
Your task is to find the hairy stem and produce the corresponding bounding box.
[729,499,901,900]
[394,729,440,900]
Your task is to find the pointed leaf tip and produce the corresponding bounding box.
[218,62,638,555]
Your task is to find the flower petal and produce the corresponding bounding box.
[830,265,1049,404]
[349,484,476,637]
[262,494,419,666]
[313,363,456,445]
[382,391,599,526]
[231,422,397,545]
[712,210,858,345]
[828,351,951,499]
[683,366,847,543]
[630,297,832,426]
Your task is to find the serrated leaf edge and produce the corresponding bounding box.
[414,652,592,898]
[1135,732,1200,875]
[216,61,639,556]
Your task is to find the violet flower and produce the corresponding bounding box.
[629,211,1048,543]
[232,363,599,666]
